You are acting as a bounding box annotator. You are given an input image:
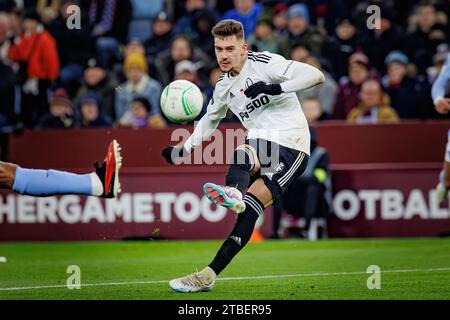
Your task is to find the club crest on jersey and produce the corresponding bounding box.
[245,78,254,89]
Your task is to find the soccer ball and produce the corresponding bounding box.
[160,80,203,123]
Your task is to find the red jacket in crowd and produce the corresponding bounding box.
[8,30,60,81]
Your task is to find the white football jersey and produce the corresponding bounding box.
[207,51,311,155]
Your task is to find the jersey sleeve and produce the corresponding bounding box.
[206,80,229,121]
[264,53,298,83]
[262,52,325,93]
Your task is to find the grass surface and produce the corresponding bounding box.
[0,239,449,300]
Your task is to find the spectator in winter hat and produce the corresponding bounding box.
[115,52,165,126]
[286,3,323,56]
[73,58,119,121]
[37,88,79,129]
[79,92,113,128]
[382,50,432,119]
[118,96,166,129]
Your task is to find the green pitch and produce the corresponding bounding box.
[0,239,449,300]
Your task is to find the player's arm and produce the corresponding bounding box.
[244,55,326,99]
[162,90,228,165]
[432,54,450,115]
[436,130,450,203]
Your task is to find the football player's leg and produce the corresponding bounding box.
[225,144,260,193]
[2,140,122,198]
[208,178,270,276]
[10,164,100,197]
[203,144,260,213]
[169,181,271,292]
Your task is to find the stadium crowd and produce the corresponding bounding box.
[0,0,449,130]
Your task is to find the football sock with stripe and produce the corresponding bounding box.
[209,193,264,275]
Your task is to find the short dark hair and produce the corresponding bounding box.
[211,19,245,40]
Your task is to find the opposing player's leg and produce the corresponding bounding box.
[0,140,122,198]
[203,143,260,214]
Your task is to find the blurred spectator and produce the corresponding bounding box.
[301,97,329,123]
[123,38,145,57]
[431,50,450,115]
[48,0,94,96]
[271,3,289,37]
[154,35,212,86]
[8,8,21,36]
[115,52,165,123]
[0,12,15,123]
[382,50,432,119]
[73,58,118,120]
[128,0,164,42]
[174,60,199,85]
[144,11,173,59]
[191,8,218,58]
[347,79,399,124]
[118,96,166,128]
[298,55,338,117]
[286,3,323,57]
[89,0,132,69]
[0,60,15,129]
[323,16,367,78]
[222,0,263,37]
[427,43,449,84]
[350,0,396,30]
[121,38,151,81]
[271,127,331,239]
[289,42,311,63]
[79,92,112,127]
[0,0,16,12]
[37,88,79,129]
[212,0,234,15]
[8,10,60,127]
[323,0,350,35]
[247,19,283,55]
[173,0,218,41]
[333,52,370,119]
[404,0,448,76]
[37,0,60,25]
[364,7,404,74]
[0,12,13,64]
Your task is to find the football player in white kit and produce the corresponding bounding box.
[162,19,325,293]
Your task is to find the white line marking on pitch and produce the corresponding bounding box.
[1,267,449,292]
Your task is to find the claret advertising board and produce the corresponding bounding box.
[0,122,449,240]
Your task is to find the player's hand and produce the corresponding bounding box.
[436,183,449,203]
[244,81,283,99]
[161,146,185,165]
[435,98,450,114]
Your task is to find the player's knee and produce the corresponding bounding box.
[231,145,260,175]
[0,162,17,176]
[0,162,18,188]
